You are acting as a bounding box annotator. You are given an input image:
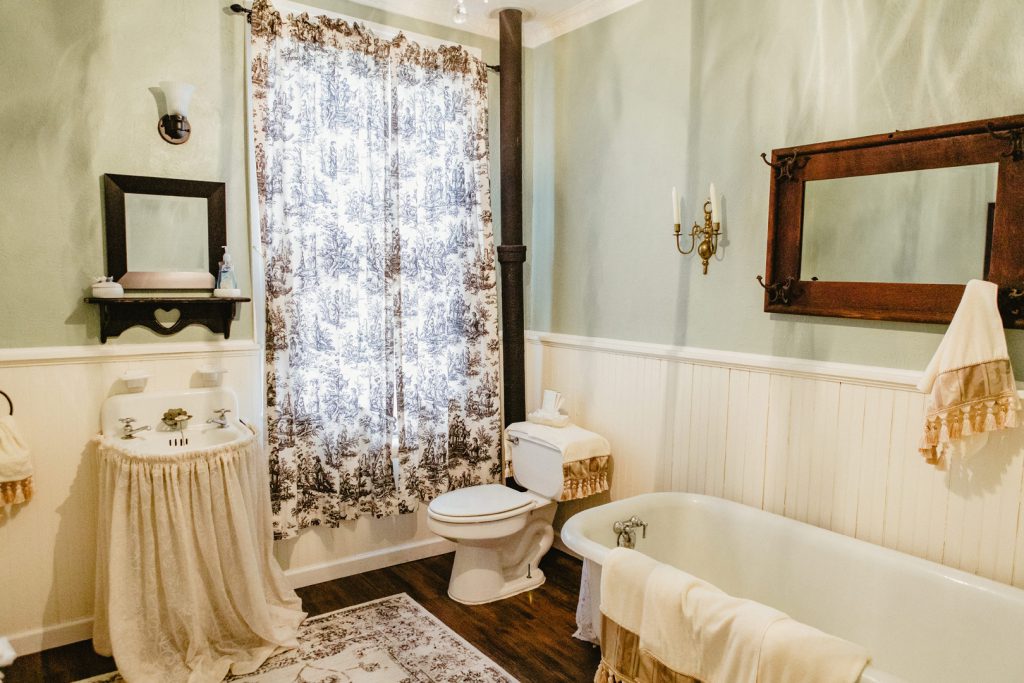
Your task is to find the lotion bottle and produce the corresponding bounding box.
[214,246,241,297]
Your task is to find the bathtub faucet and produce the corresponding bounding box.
[613,515,647,549]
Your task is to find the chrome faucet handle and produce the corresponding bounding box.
[119,417,136,425]
[213,409,231,418]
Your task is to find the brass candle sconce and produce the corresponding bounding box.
[674,197,721,275]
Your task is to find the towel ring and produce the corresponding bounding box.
[0,390,12,416]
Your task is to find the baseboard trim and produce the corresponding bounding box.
[5,616,94,659]
[552,535,580,561]
[283,536,455,589]
[3,538,455,658]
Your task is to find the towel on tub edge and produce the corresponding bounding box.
[599,547,870,683]
[600,547,662,635]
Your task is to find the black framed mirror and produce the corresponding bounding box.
[103,174,226,290]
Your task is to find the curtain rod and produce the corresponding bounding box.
[227,3,499,71]
[229,3,252,21]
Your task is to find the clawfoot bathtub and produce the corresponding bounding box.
[561,492,1024,683]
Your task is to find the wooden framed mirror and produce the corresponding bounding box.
[103,174,226,290]
[759,114,1024,327]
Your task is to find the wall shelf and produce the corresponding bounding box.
[85,297,250,343]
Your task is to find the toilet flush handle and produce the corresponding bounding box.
[508,435,520,445]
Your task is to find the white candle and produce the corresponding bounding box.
[709,182,720,224]
[672,187,681,224]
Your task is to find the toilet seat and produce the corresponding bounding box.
[428,484,535,524]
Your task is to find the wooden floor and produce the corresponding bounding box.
[4,549,600,682]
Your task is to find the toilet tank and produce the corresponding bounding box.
[507,429,565,501]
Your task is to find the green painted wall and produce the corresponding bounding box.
[0,0,498,348]
[526,0,1024,372]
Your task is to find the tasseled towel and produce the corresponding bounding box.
[0,414,33,505]
[918,280,1021,464]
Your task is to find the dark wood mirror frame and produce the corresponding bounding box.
[760,113,1024,328]
[90,174,248,343]
[103,173,226,290]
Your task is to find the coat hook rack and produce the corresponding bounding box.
[756,275,801,305]
[987,123,1024,161]
[760,151,809,181]
[0,390,12,416]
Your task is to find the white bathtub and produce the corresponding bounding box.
[560,492,1024,683]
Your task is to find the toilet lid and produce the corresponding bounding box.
[428,484,534,518]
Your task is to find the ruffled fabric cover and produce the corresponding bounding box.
[93,429,305,682]
[506,422,612,501]
[561,455,611,501]
[918,280,1021,463]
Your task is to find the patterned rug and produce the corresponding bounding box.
[78,593,518,682]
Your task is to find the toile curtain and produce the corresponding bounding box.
[250,0,501,539]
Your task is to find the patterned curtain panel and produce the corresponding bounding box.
[389,40,503,510]
[250,0,501,538]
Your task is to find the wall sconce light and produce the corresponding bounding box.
[673,184,721,274]
[157,81,195,145]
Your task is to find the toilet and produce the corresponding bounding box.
[427,422,609,605]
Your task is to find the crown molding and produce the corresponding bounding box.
[346,0,646,48]
[525,0,645,47]
[347,0,497,43]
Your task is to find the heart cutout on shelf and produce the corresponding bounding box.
[154,308,182,329]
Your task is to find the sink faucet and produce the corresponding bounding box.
[119,417,151,440]
[207,408,231,428]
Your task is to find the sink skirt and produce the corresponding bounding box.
[93,429,305,682]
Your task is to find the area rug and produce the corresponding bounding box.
[77,593,518,682]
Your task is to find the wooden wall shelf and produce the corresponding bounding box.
[85,297,250,343]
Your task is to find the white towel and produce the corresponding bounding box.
[918,280,1020,463]
[635,560,868,683]
[0,415,33,505]
[599,547,662,635]
[759,618,871,683]
[506,421,611,462]
[640,564,786,683]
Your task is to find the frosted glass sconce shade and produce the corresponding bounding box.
[157,81,195,145]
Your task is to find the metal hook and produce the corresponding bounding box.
[0,390,12,416]
[757,275,800,305]
[986,122,1024,162]
[760,151,809,181]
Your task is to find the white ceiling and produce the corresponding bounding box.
[348,0,644,47]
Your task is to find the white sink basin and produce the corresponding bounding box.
[110,422,248,455]
[99,387,250,456]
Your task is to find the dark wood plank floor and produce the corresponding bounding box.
[4,549,600,682]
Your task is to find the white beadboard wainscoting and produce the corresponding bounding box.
[525,331,1024,590]
[0,341,447,656]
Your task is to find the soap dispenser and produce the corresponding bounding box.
[214,246,241,298]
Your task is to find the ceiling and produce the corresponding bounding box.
[349,0,643,47]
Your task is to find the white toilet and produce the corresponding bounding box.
[427,422,607,605]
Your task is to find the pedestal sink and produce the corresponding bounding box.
[93,387,305,682]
